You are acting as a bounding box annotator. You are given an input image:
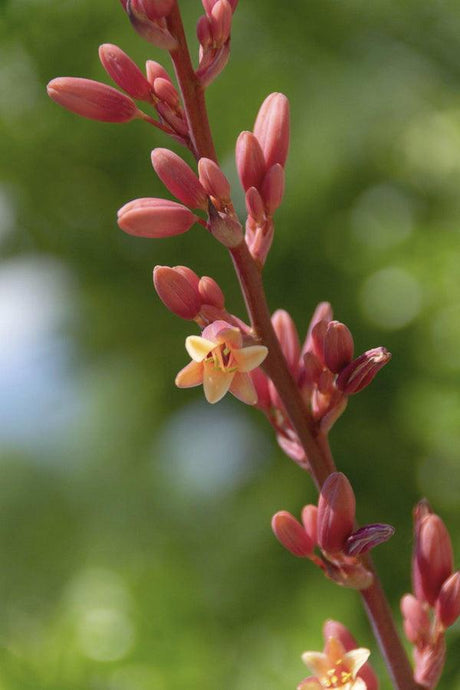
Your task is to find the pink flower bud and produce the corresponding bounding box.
[414,636,446,690]
[153,265,201,319]
[47,77,139,122]
[196,14,213,48]
[271,511,314,558]
[345,523,395,556]
[271,310,301,376]
[302,302,333,357]
[317,472,355,554]
[145,59,171,86]
[302,351,323,388]
[250,367,271,410]
[151,149,207,210]
[153,76,180,107]
[436,571,460,628]
[209,0,232,45]
[253,92,290,168]
[261,163,285,214]
[174,265,201,291]
[235,131,266,191]
[207,203,243,248]
[139,0,174,19]
[323,320,354,374]
[126,0,177,49]
[117,198,198,238]
[156,102,189,137]
[198,276,225,309]
[245,187,265,224]
[202,0,238,14]
[400,594,431,645]
[301,505,318,546]
[310,320,328,367]
[336,347,391,395]
[416,514,454,606]
[98,44,153,102]
[198,158,231,201]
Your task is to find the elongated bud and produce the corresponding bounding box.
[99,44,152,101]
[202,0,238,13]
[209,0,232,45]
[253,92,290,168]
[208,203,243,247]
[436,571,460,628]
[336,347,391,394]
[153,76,180,107]
[198,158,231,200]
[302,302,333,357]
[198,276,225,309]
[126,0,177,50]
[47,77,140,122]
[250,367,271,410]
[310,320,328,367]
[302,351,323,387]
[156,102,189,137]
[245,187,265,224]
[118,198,198,238]
[416,514,454,606]
[414,636,446,690]
[145,59,171,85]
[322,620,380,690]
[317,472,355,554]
[323,321,354,374]
[271,310,301,375]
[301,505,318,546]
[345,523,395,556]
[151,149,208,210]
[261,163,285,214]
[271,511,314,557]
[196,14,212,48]
[153,265,201,319]
[400,594,431,646]
[235,131,266,191]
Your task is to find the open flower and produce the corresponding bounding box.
[299,636,370,690]
[175,320,267,404]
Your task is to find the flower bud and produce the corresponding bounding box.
[151,149,208,210]
[435,571,460,629]
[310,320,328,367]
[414,636,446,690]
[253,92,290,168]
[207,203,243,248]
[126,0,177,49]
[153,265,201,319]
[145,59,171,86]
[47,77,139,122]
[271,309,301,376]
[198,158,231,201]
[198,276,225,309]
[118,198,198,238]
[209,0,232,45]
[336,347,391,394]
[302,351,323,388]
[153,76,180,107]
[271,511,314,558]
[99,44,153,101]
[317,472,355,554]
[323,320,354,374]
[400,594,431,645]
[235,131,266,191]
[301,505,318,546]
[261,163,285,214]
[345,523,395,557]
[416,514,454,606]
[302,302,333,357]
[245,187,265,224]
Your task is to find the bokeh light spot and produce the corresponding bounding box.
[360,267,422,329]
[350,183,414,250]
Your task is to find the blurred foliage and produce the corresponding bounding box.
[1,0,460,688]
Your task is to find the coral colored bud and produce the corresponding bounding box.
[322,620,380,690]
[118,198,198,238]
[302,302,333,357]
[336,347,391,394]
[310,320,328,367]
[400,594,431,645]
[416,514,454,606]
[151,149,207,210]
[414,636,446,690]
[272,310,301,375]
[302,351,323,387]
[142,0,174,19]
[202,0,238,13]
[317,472,355,554]
[323,321,354,374]
[250,367,271,410]
[47,77,139,122]
[301,505,318,546]
[436,571,460,628]
[345,523,395,556]
[99,44,152,101]
[196,14,213,47]
[207,203,243,248]
[174,265,200,291]
[153,265,201,319]
[156,102,188,137]
[271,511,314,558]
[261,163,285,214]
[209,0,232,45]
[253,92,290,168]
[153,76,180,107]
[235,131,266,191]
[127,0,177,49]
[198,158,231,200]
[245,187,265,224]
[145,59,171,86]
[198,276,225,309]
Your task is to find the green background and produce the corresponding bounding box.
[0,0,459,687]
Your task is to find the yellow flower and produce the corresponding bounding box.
[175,320,268,404]
[298,637,370,690]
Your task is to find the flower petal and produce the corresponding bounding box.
[203,362,233,403]
[185,335,216,361]
[175,361,203,388]
[229,372,257,405]
[343,648,371,677]
[297,678,322,690]
[232,345,268,372]
[350,678,367,690]
[301,651,331,678]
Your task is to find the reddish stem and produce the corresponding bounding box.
[164,5,421,689]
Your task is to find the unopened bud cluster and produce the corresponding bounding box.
[272,472,394,590]
[401,501,460,689]
[251,303,391,468]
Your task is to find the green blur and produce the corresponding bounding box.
[0,0,459,687]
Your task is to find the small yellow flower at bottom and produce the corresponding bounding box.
[298,637,370,690]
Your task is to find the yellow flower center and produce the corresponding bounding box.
[321,661,352,688]
[208,344,238,373]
